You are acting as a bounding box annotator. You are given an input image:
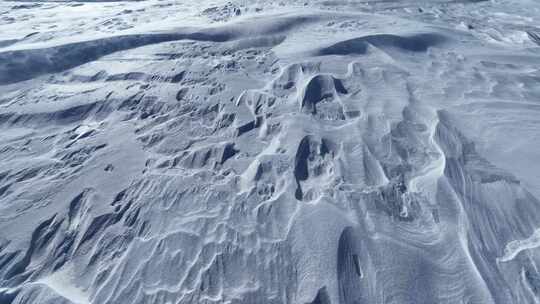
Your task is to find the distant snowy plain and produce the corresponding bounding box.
[1,0,540,303]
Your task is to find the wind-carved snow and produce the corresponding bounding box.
[500,229,540,263]
[1,0,540,304]
[37,267,91,304]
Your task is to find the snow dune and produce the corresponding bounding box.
[1,0,540,304]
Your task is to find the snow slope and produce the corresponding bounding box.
[1,0,540,303]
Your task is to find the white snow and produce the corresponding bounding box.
[1,0,540,303]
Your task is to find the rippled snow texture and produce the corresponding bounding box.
[1,0,540,303]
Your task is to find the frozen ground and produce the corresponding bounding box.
[1,0,540,303]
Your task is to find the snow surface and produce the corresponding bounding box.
[1,0,540,303]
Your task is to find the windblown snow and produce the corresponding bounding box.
[1,0,540,303]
